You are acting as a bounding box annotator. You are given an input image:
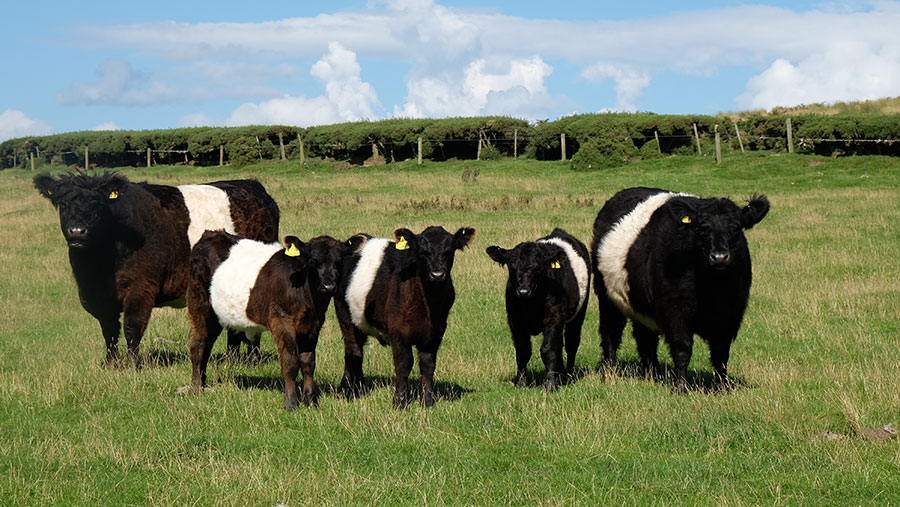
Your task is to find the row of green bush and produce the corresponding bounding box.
[2,113,899,170]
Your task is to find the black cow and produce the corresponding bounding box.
[187,232,347,410]
[334,226,476,409]
[486,228,590,391]
[590,187,769,390]
[33,171,279,366]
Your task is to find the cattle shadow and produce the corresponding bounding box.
[232,373,472,404]
[141,349,277,369]
[602,359,751,394]
[509,366,594,390]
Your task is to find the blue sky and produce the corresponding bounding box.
[2,0,898,141]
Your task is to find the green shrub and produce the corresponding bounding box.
[571,136,636,170]
[479,144,502,160]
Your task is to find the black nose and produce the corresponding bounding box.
[710,251,730,265]
[516,288,532,297]
[67,226,87,239]
[429,270,446,281]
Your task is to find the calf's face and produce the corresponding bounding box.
[34,172,128,248]
[670,195,770,269]
[486,242,563,298]
[304,236,345,295]
[393,226,476,283]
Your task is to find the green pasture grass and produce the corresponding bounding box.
[1,153,899,505]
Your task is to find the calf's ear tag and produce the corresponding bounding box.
[285,243,301,257]
[395,236,409,250]
[550,260,561,269]
[681,215,691,224]
[108,190,119,200]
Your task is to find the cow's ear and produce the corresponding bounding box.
[33,173,56,202]
[668,197,697,226]
[453,227,476,250]
[547,246,566,270]
[741,194,770,229]
[393,228,417,251]
[283,235,306,259]
[346,234,369,254]
[485,245,508,265]
[104,173,129,201]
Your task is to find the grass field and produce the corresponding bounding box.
[1,152,899,505]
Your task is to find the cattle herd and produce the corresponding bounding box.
[34,171,769,410]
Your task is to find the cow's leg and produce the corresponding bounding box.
[97,313,121,366]
[298,333,319,407]
[598,297,626,369]
[708,337,734,390]
[540,324,564,392]
[564,305,587,376]
[121,294,154,369]
[664,325,694,393]
[511,327,532,388]
[270,317,301,411]
[189,312,222,391]
[417,345,438,407]
[245,332,262,364]
[633,322,661,379]
[391,341,414,410]
[334,299,367,397]
[225,330,244,360]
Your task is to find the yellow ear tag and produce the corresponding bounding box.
[285,243,300,257]
[681,216,691,224]
[108,191,119,200]
[47,190,52,196]
[550,261,561,269]
[395,236,409,250]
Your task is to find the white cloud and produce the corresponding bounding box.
[396,56,556,119]
[225,42,379,127]
[58,58,178,106]
[736,41,900,110]
[0,109,53,142]
[177,113,217,128]
[582,63,651,112]
[72,2,900,115]
[91,121,120,131]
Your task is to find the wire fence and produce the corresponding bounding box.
[3,128,900,169]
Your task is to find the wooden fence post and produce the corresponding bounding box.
[372,143,379,164]
[147,148,151,167]
[417,137,423,165]
[513,129,518,159]
[733,121,745,153]
[786,117,794,153]
[477,130,483,161]
[298,135,305,164]
[561,133,567,160]
[714,124,721,165]
[654,130,661,154]
[85,147,89,171]
[693,123,702,155]
[30,152,35,171]
[278,132,286,160]
[219,145,224,166]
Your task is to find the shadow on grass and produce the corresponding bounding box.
[510,365,594,390]
[233,373,473,404]
[601,358,751,394]
[141,348,277,369]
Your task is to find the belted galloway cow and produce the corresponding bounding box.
[33,171,279,366]
[591,187,769,390]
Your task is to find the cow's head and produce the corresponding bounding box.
[669,194,769,269]
[282,235,310,285]
[393,226,476,283]
[34,171,129,249]
[486,241,565,298]
[303,235,346,295]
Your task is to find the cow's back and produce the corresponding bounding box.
[210,180,280,243]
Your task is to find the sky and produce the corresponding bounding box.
[2,0,899,142]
